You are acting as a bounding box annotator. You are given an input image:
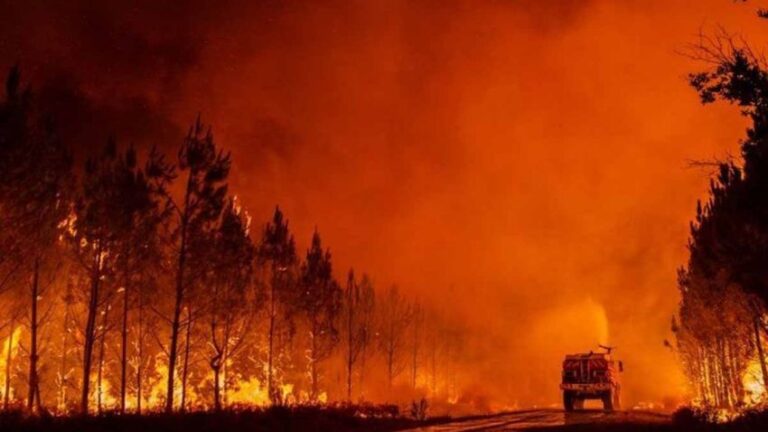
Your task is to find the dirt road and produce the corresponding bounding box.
[402,409,671,431]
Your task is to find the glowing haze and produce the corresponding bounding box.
[1,0,765,408]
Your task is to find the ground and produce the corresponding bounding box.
[402,409,672,431]
[3,407,768,431]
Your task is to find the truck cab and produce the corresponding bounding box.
[560,350,622,411]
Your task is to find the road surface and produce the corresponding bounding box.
[403,409,670,431]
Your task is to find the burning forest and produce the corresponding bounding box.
[7,1,768,431]
[0,77,473,416]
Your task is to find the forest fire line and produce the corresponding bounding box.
[0,68,475,416]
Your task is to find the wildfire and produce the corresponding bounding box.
[742,358,766,406]
[0,326,21,404]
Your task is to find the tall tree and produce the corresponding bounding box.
[0,67,72,412]
[297,230,341,402]
[343,269,375,401]
[409,302,424,390]
[71,140,167,414]
[111,146,169,413]
[163,118,230,413]
[356,274,376,400]
[378,285,412,393]
[206,199,257,411]
[256,207,297,403]
[71,140,123,414]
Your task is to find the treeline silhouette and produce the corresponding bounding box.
[0,67,468,416]
[673,10,768,410]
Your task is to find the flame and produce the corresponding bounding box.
[0,326,22,403]
[742,358,766,406]
[227,377,294,406]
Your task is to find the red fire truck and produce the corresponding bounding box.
[560,346,622,411]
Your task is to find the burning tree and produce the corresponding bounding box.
[377,285,413,394]
[161,119,230,413]
[0,66,476,415]
[204,199,258,411]
[342,269,375,401]
[0,66,72,412]
[297,230,341,402]
[675,18,768,409]
[69,140,128,414]
[256,207,298,404]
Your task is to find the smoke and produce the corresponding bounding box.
[1,0,765,408]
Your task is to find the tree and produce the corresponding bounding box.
[111,146,169,413]
[162,118,230,413]
[377,285,412,393]
[0,66,72,412]
[297,230,341,402]
[70,140,123,414]
[70,139,170,414]
[206,199,257,411]
[675,18,768,406]
[409,301,424,390]
[256,207,297,403]
[343,269,375,401]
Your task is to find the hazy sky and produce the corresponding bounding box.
[2,0,765,407]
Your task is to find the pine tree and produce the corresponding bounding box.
[206,199,257,410]
[297,230,341,402]
[162,118,230,413]
[378,285,412,393]
[0,67,73,412]
[343,269,375,401]
[256,207,297,404]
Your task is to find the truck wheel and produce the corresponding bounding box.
[573,398,584,410]
[563,392,574,412]
[602,392,614,411]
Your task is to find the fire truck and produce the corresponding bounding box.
[560,346,622,411]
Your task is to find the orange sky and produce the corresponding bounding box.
[3,0,767,408]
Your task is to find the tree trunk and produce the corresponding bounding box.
[212,362,221,412]
[58,284,72,412]
[267,273,276,403]
[346,288,353,401]
[81,245,102,414]
[136,295,144,414]
[430,340,437,397]
[411,342,417,390]
[387,346,394,391]
[4,316,15,410]
[96,299,110,414]
[26,257,40,412]
[310,319,318,402]
[358,344,367,401]
[120,279,129,413]
[166,183,191,413]
[754,315,768,392]
[180,308,192,412]
[166,257,185,413]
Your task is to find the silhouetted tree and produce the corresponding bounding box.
[161,118,230,413]
[112,146,169,413]
[676,20,768,406]
[256,207,297,404]
[343,269,375,401]
[377,285,412,393]
[70,140,123,414]
[206,199,257,411]
[298,230,341,402]
[0,66,73,412]
[409,302,424,390]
